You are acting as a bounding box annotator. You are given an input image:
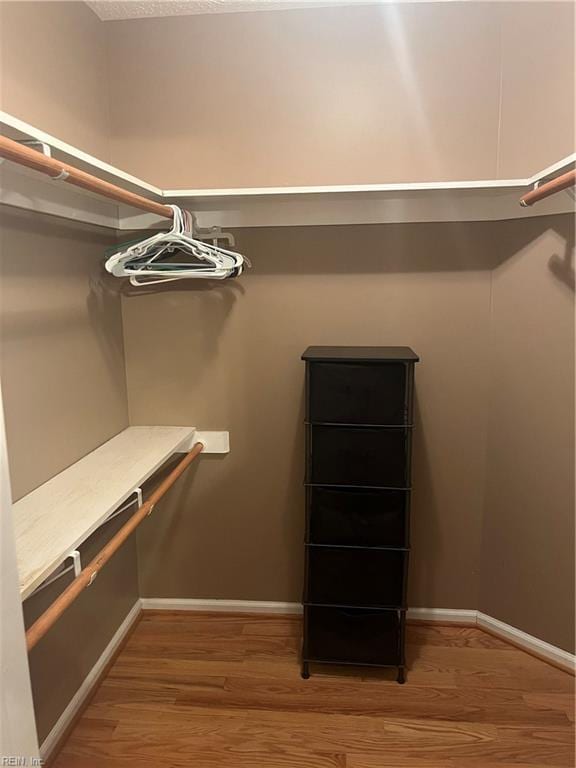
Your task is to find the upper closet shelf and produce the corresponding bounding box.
[13,426,200,599]
[1,111,574,229]
[0,111,162,229]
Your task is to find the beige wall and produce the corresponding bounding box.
[0,208,128,499]
[125,222,496,609]
[105,2,573,188]
[0,0,111,159]
[0,2,572,186]
[498,2,576,178]
[0,206,137,742]
[106,3,500,187]
[480,215,575,653]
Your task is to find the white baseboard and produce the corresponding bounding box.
[40,600,142,761]
[477,611,576,673]
[140,599,477,625]
[141,598,575,673]
[407,607,477,624]
[140,598,303,614]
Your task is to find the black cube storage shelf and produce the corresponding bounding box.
[301,346,419,684]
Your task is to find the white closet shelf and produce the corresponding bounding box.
[13,426,202,599]
[1,111,574,228]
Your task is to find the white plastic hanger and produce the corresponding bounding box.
[105,206,245,286]
[105,206,243,285]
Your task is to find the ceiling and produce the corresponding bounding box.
[86,0,454,22]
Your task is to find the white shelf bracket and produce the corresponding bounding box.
[70,549,81,578]
[28,548,81,597]
[100,487,142,528]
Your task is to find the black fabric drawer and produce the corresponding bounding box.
[305,546,406,607]
[309,425,410,488]
[307,487,408,547]
[304,606,401,666]
[308,362,409,425]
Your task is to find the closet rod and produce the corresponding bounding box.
[520,169,576,207]
[25,442,204,652]
[0,135,173,219]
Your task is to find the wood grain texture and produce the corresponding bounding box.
[14,426,194,597]
[51,612,575,768]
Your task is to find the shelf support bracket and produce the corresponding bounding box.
[14,139,52,157]
[100,488,143,527]
[28,549,81,597]
[70,549,81,578]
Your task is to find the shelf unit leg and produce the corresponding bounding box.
[397,666,406,684]
[301,662,310,680]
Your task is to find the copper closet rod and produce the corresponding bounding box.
[519,169,576,207]
[26,442,204,652]
[0,135,174,219]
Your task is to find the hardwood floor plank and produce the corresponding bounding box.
[94,673,227,702]
[65,717,118,740]
[58,712,495,763]
[138,610,250,627]
[55,750,344,768]
[241,616,302,637]
[122,633,299,660]
[451,670,574,693]
[172,675,570,725]
[523,693,575,721]
[408,644,570,674]
[54,757,176,768]
[406,625,514,650]
[347,758,570,768]
[346,726,574,766]
[407,646,574,692]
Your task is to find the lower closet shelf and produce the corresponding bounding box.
[13,425,197,599]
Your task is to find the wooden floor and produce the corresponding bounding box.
[52,612,575,768]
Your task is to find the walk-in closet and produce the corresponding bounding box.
[0,1,574,765]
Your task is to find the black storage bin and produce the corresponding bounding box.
[301,346,418,682]
[309,425,409,488]
[308,362,409,425]
[307,487,408,548]
[306,546,407,607]
[305,606,402,666]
